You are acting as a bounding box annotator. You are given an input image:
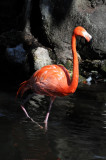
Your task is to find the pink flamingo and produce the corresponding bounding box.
[17,26,92,129]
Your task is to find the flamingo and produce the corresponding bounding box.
[17,26,92,129]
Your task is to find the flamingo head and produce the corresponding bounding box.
[73,26,92,42]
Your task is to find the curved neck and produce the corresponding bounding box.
[67,34,79,93]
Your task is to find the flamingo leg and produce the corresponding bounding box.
[44,97,55,128]
[20,93,43,129]
[21,105,43,129]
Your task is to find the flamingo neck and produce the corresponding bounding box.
[68,34,79,93]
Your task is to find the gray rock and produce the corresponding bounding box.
[32,47,52,70]
[40,0,106,62]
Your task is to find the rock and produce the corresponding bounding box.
[101,60,106,73]
[89,0,106,8]
[40,0,73,63]
[6,44,26,64]
[40,0,106,62]
[80,59,106,81]
[32,47,52,70]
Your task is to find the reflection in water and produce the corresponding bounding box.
[0,83,106,160]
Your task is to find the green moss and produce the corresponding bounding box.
[79,75,86,83]
[65,60,73,70]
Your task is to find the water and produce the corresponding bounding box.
[0,83,106,160]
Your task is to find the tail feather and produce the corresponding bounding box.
[16,80,30,98]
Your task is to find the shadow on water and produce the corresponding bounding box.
[0,83,106,160]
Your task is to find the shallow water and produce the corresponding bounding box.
[0,83,106,160]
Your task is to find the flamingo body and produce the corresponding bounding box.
[26,64,72,96]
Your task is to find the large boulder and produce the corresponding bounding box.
[32,47,52,70]
[40,0,106,78]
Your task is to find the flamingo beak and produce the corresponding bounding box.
[82,31,92,42]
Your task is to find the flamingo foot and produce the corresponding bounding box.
[44,122,48,131]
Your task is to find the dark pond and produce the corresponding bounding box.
[0,83,106,160]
